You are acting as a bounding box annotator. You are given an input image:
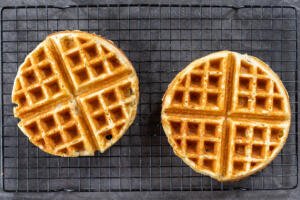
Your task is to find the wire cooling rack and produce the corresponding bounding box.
[0,4,298,192]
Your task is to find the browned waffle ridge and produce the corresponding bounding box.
[161,51,291,181]
[12,30,139,157]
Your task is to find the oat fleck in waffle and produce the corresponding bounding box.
[161,51,291,181]
[12,31,139,157]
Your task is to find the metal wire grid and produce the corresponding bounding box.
[0,4,298,192]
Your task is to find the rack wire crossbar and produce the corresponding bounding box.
[0,4,298,192]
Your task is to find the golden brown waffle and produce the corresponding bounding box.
[12,30,139,156]
[161,51,291,181]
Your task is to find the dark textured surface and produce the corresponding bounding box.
[0,0,299,199]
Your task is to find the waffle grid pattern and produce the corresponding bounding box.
[78,79,137,152]
[163,52,290,181]
[231,59,285,115]
[171,57,227,112]
[12,32,138,156]
[56,35,127,93]
[12,44,70,116]
[227,119,287,177]
[20,102,94,155]
[168,117,224,174]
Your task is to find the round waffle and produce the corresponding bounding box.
[161,51,291,181]
[12,30,139,157]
